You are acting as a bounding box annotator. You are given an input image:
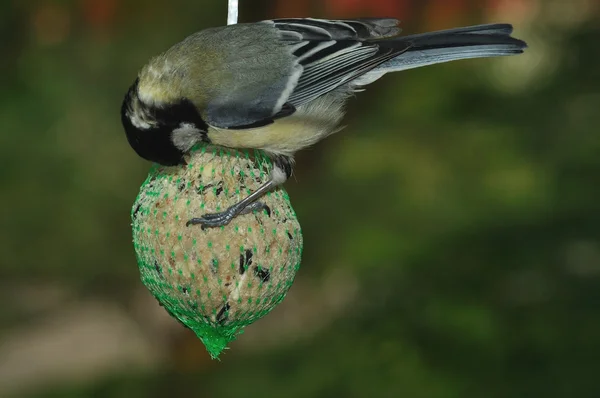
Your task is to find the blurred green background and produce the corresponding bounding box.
[1,0,600,397]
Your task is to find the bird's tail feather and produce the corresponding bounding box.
[355,23,527,85]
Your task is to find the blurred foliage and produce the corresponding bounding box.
[1,0,600,397]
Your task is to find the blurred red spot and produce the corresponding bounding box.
[325,0,362,17]
[82,0,118,31]
[369,0,405,17]
[275,1,311,18]
[324,0,411,19]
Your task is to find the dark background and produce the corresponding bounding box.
[1,0,600,397]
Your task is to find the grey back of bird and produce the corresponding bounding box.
[141,18,526,131]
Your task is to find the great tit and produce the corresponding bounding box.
[121,18,527,228]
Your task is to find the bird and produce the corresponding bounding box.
[121,17,527,228]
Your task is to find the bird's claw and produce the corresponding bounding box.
[186,211,235,229]
[186,201,270,229]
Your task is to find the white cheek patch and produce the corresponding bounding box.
[129,111,153,130]
[127,96,158,130]
[171,123,203,152]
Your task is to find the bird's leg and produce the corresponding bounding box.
[186,155,292,229]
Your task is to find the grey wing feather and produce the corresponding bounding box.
[271,17,402,39]
[267,18,411,108]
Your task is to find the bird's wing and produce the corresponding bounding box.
[208,18,411,130]
[272,18,410,107]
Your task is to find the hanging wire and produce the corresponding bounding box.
[228,0,238,25]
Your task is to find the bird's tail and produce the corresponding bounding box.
[355,23,527,85]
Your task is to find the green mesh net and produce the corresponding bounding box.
[131,144,303,359]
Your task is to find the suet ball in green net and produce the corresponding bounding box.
[131,144,303,359]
